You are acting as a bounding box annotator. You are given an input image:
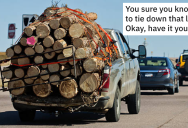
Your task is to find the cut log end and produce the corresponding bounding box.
[49,74,60,85]
[27,66,40,80]
[53,39,67,53]
[15,68,25,78]
[54,28,67,40]
[44,48,56,59]
[2,67,13,79]
[43,36,54,48]
[6,48,14,57]
[8,78,25,96]
[69,23,85,38]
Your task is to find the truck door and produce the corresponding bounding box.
[115,32,130,97]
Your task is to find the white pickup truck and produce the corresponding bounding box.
[3,28,146,122]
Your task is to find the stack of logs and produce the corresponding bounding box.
[4,7,117,99]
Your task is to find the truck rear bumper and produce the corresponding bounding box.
[12,96,110,111]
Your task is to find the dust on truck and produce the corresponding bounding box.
[0,28,146,122]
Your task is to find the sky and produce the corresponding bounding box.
[0,0,188,58]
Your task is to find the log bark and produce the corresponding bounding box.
[68,58,78,65]
[44,48,56,59]
[57,54,67,65]
[17,55,30,65]
[11,56,18,64]
[53,39,67,53]
[2,67,13,79]
[20,37,27,46]
[33,78,51,98]
[54,28,67,40]
[24,47,35,56]
[87,12,98,21]
[34,56,44,64]
[85,23,96,38]
[24,26,36,36]
[57,7,67,14]
[59,78,78,99]
[35,43,44,53]
[49,74,60,85]
[14,45,22,54]
[69,23,85,38]
[44,8,56,17]
[14,68,25,78]
[83,57,104,72]
[24,75,34,84]
[8,78,25,96]
[72,37,88,48]
[79,73,100,93]
[43,36,54,48]
[36,22,50,38]
[27,66,40,80]
[49,18,60,29]
[40,69,49,81]
[60,64,71,77]
[63,45,75,57]
[6,48,14,57]
[75,47,93,59]
[48,63,60,73]
[71,64,83,76]
[60,15,77,29]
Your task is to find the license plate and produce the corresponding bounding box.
[145,73,153,77]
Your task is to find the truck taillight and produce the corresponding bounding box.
[158,69,170,76]
[176,63,180,67]
[101,73,110,92]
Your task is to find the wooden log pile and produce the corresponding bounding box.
[4,6,118,99]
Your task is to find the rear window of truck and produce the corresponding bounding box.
[183,55,188,61]
[138,58,167,66]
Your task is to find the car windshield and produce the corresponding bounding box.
[138,58,167,66]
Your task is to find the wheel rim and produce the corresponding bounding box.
[137,86,140,108]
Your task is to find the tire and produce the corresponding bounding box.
[127,80,141,114]
[179,79,183,86]
[168,84,175,95]
[175,80,179,93]
[105,87,121,122]
[18,110,36,122]
[184,59,188,73]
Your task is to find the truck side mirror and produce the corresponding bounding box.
[138,45,146,58]
[175,59,178,63]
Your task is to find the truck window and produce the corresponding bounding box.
[119,33,131,56]
[116,32,126,55]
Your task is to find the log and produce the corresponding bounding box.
[87,12,98,21]
[57,7,67,14]
[60,64,71,77]
[48,63,59,73]
[79,73,100,93]
[85,23,96,38]
[11,56,18,64]
[68,58,78,65]
[44,8,56,17]
[75,47,93,59]
[53,39,67,53]
[6,48,14,57]
[8,78,25,96]
[34,56,44,64]
[17,55,30,65]
[14,68,25,78]
[33,78,51,98]
[49,74,60,85]
[43,36,54,47]
[24,26,36,36]
[59,78,78,99]
[69,23,85,38]
[60,15,77,29]
[14,45,22,54]
[24,47,35,56]
[20,37,27,46]
[83,57,104,72]
[57,54,67,65]
[71,64,83,76]
[44,48,56,59]
[40,69,49,81]
[36,22,50,38]
[49,18,60,29]
[27,36,38,46]
[90,41,97,49]
[72,37,88,48]
[35,43,44,53]
[24,75,34,84]
[2,67,13,79]
[54,28,67,40]
[42,64,48,69]
[27,66,40,80]
[63,45,75,57]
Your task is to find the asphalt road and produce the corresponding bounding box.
[1,82,188,128]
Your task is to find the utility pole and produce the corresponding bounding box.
[143,38,147,46]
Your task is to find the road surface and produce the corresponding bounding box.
[0,82,188,128]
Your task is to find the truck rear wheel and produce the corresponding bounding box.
[105,87,121,122]
[179,79,183,86]
[18,110,36,122]
[127,80,140,114]
[175,80,179,93]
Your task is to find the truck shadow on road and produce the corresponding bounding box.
[0,111,106,125]
[141,91,169,95]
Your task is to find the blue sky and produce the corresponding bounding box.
[0,0,188,57]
